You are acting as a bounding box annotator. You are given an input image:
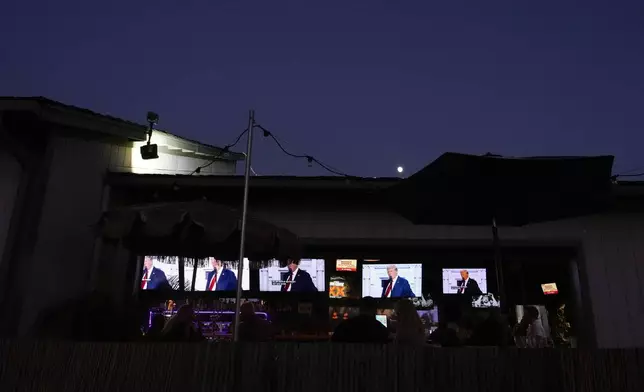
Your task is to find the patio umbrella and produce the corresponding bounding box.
[384,152,614,304]
[98,199,301,262]
[97,198,301,344]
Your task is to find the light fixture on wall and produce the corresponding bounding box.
[140,111,159,160]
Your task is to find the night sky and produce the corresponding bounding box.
[2,1,643,177]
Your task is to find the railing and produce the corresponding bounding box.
[0,341,642,392]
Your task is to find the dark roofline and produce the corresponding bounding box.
[106,172,400,190]
[0,97,244,160]
[105,171,644,196]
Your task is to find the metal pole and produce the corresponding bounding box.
[492,217,506,311]
[233,109,254,342]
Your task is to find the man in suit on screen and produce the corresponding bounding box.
[381,265,415,298]
[141,256,171,290]
[281,259,317,292]
[205,258,238,291]
[456,269,482,295]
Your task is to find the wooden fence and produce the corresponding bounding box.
[1,342,642,392]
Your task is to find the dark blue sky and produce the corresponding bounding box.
[2,1,643,177]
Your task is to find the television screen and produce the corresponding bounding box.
[141,256,180,290]
[336,259,357,272]
[362,263,422,298]
[329,273,360,299]
[259,259,326,292]
[185,258,250,292]
[141,256,251,291]
[442,268,488,294]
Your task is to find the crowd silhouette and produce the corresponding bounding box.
[30,292,555,347]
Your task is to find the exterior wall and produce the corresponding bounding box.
[248,202,644,348]
[0,150,22,306]
[108,141,236,175]
[16,135,237,333]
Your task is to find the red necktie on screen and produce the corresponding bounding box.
[141,270,148,289]
[384,281,393,297]
[459,282,465,294]
[282,273,293,291]
[208,273,218,291]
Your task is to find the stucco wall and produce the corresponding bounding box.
[248,202,644,348]
[17,135,237,332]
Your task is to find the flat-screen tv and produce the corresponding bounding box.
[141,256,250,291]
[362,263,422,298]
[187,258,250,291]
[140,256,179,290]
[442,268,488,294]
[259,258,326,292]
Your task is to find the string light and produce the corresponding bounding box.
[254,124,355,177]
[190,129,248,175]
[189,118,357,178]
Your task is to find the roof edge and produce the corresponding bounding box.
[0,96,244,160]
[106,172,400,190]
[104,172,644,195]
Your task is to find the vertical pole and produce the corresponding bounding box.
[178,257,185,292]
[492,217,506,310]
[191,257,198,292]
[233,110,254,342]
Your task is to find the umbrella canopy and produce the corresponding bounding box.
[97,200,301,261]
[385,153,615,227]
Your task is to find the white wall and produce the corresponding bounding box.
[248,204,644,348]
[17,135,237,332]
[0,150,22,307]
[108,142,236,175]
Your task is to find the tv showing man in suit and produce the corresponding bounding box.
[442,268,487,294]
[362,263,422,298]
[281,259,318,292]
[258,258,326,292]
[456,270,483,295]
[141,256,171,290]
[380,265,415,298]
[205,258,238,291]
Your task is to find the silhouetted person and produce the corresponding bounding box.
[160,304,204,342]
[236,302,272,341]
[332,297,389,343]
[394,299,425,345]
[467,309,508,347]
[429,321,461,347]
[515,306,547,347]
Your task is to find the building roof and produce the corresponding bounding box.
[106,171,644,196]
[0,96,244,160]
